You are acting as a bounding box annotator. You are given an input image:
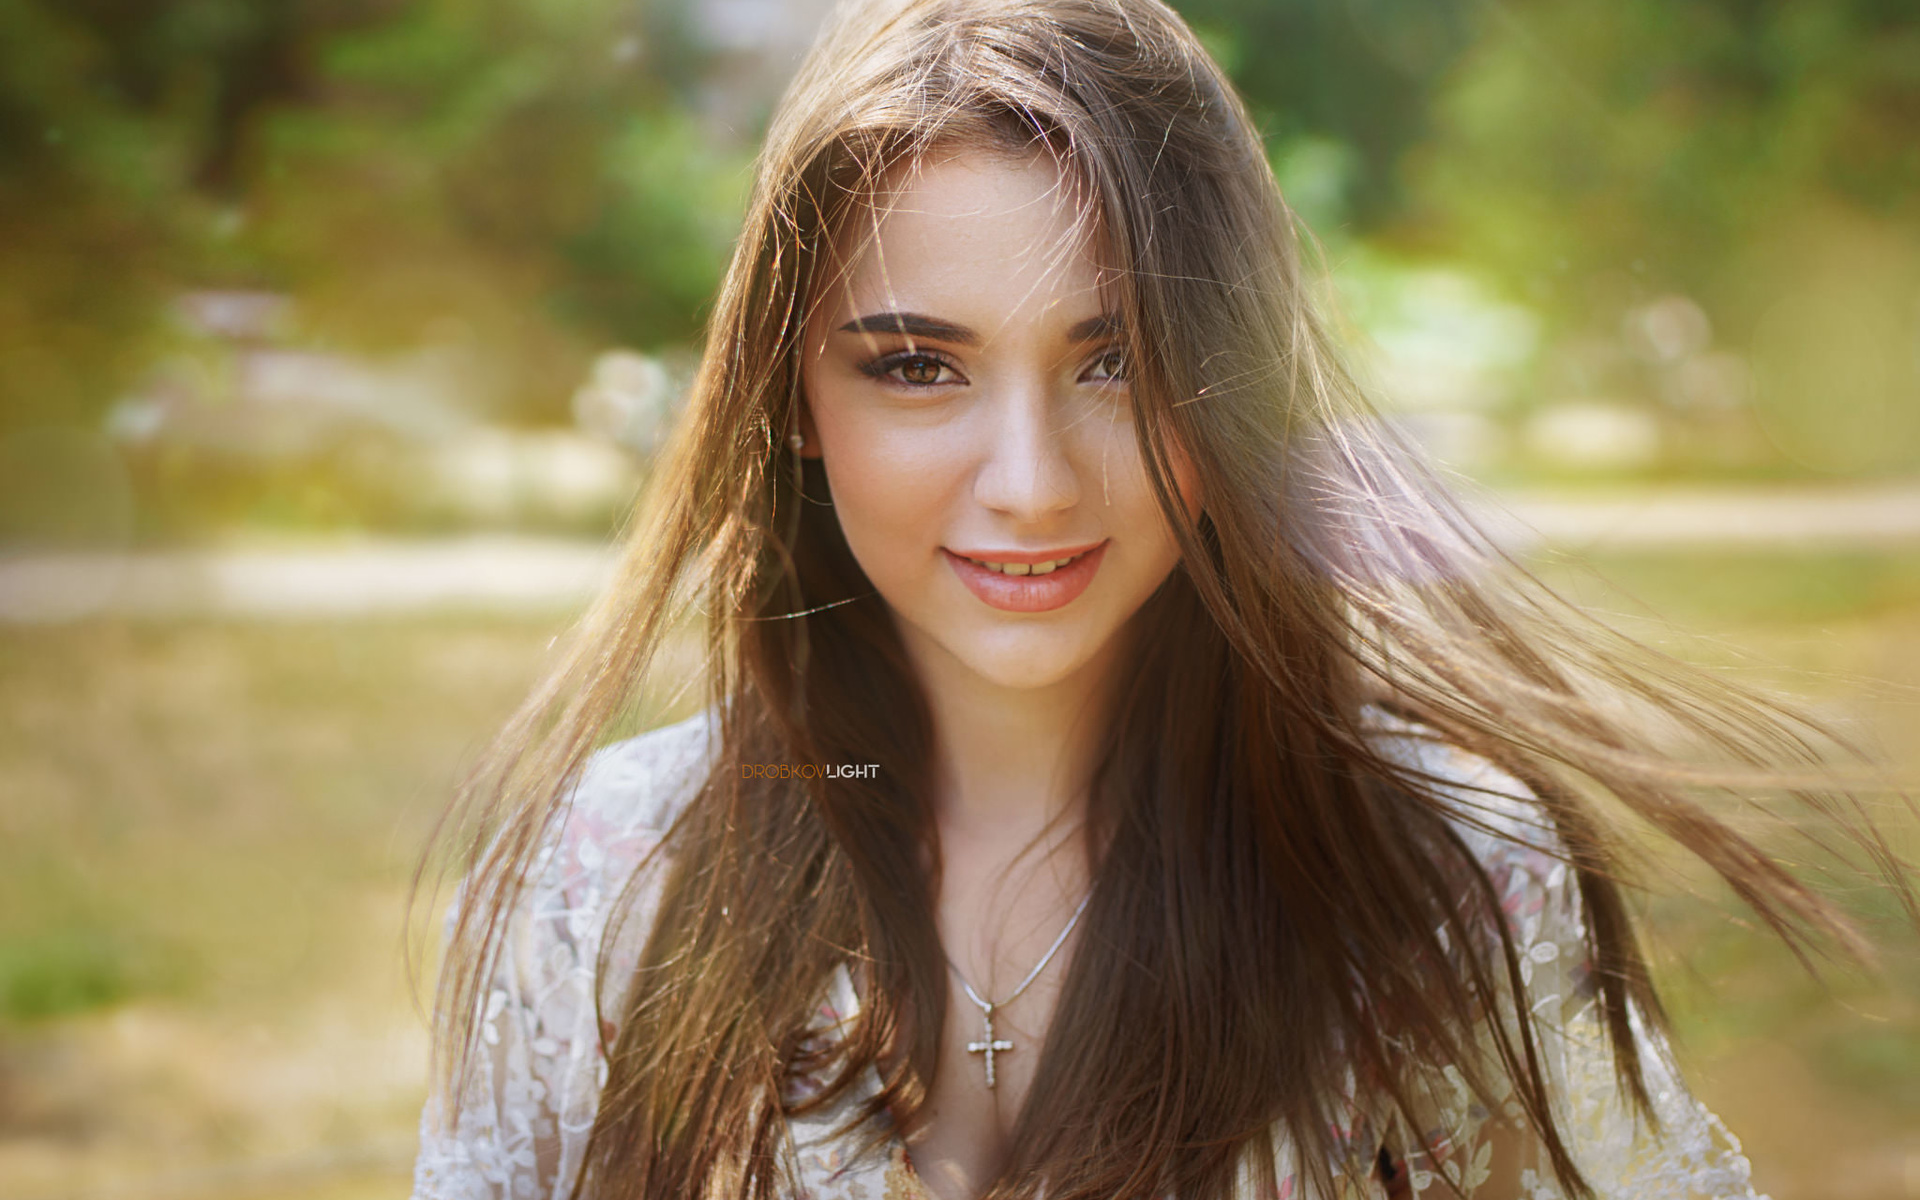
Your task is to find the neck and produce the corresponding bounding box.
[901,635,1120,848]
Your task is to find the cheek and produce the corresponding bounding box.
[837,461,931,553]
[805,397,949,570]
[1123,427,1204,537]
[1171,441,1205,524]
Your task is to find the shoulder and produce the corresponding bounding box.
[1360,703,1565,869]
[1359,704,1586,960]
[418,716,721,1198]
[570,705,723,836]
[545,705,722,900]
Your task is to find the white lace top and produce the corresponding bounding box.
[410,708,1770,1200]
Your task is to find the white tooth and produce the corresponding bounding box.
[1029,560,1059,575]
[1003,562,1031,576]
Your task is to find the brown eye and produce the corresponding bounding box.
[898,355,944,384]
[897,355,944,385]
[856,350,962,388]
[1085,350,1128,383]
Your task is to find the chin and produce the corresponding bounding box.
[946,629,1108,691]
[966,658,1082,692]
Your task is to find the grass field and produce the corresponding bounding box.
[1,551,1916,1199]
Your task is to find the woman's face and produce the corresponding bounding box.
[799,147,1201,693]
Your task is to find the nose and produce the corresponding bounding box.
[971,377,1081,520]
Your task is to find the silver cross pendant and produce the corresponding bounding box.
[965,1003,1014,1089]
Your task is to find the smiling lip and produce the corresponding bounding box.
[942,541,1108,613]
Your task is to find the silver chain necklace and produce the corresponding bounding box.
[944,888,1093,1089]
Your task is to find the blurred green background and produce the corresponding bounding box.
[1,1,1916,1197]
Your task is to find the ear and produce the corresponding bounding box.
[795,396,824,460]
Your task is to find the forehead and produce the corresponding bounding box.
[815,145,1116,324]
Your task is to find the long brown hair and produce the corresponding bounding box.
[415,1,1914,1197]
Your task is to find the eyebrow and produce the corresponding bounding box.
[836,311,1123,345]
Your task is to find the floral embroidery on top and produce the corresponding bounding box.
[411,707,1770,1200]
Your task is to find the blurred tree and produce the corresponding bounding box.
[1409,0,1920,473]
[1174,0,1475,232]
[0,0,399,430]
[3,0,1914,480]
[238,0,759,417]
[0,0,757,435]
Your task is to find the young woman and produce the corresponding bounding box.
[409,1,1911,1198]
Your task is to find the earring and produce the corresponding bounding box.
[788,431,805,452]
